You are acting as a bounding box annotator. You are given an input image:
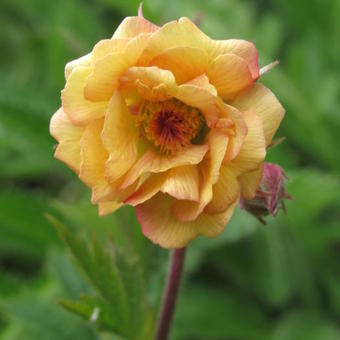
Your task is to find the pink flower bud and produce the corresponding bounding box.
[240,163,292,223]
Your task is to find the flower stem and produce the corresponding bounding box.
[155,247,187,340]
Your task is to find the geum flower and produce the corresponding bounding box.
[50,15,285,248]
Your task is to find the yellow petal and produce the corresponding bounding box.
[62,66,108,125]
[229,111,266,174]
[101,92,138,183]
[98,201,122,216]
[232,83,285,145]
[161,165,200,201]
[125,172,167,206]
[92,38,130,61]
[207,53,253,100]
[85,35,150,101]
[119,66,176,101]
[79,118,112,203]
[50,108,84,172]
[204,165,240,214]
[239,163,263,200]
[216,100,247,161]
[210,39,259,79]
[150,46,209,84]
[140,17,258,80]
[196,198,239,238]
[136,193,199,248]
[185,74,217,96]
[65,53,91,80]
[135,192,238,248]
[112,16,158,39]
[170,84,219,126]
[139,17,210,65]
[121,144,208,189]
[173,130,229,221]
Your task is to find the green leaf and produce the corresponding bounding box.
[47,215,155,339]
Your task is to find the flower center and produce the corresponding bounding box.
[137,99,205,155]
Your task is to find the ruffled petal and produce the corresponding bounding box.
[185,74,217,96]
[172,130,229,221]
[50,108,85,172]
[112,16,158,39]
[62,66,108,125]
[121,144,208,188]
[98,201,122,216]
[64,53,91,80]
[85,34,150,101]
[150,46,209,84]
[206,53,253,100]
[92,38,130,61]
[125,172,167,206]
[170,84,219,126]
[232,83,285,145]
[101,92,138,183]
[204,165,240,214]
[215,100,247,161]
[139,17,210,65]
[161,165,200,201]
[139,17,258,79]
[135,192,238,248]
[79,118,112,203]
[229,110,266,174]
[239,163,263,199]
[119,66,176,101]
[210,39,259,79]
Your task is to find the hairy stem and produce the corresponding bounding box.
[155,247,187,340]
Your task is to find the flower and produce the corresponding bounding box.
[240,163,292,223]
[50,13,285,248]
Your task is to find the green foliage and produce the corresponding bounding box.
[48,215,155,339]
[1,0,340,339]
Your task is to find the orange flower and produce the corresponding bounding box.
[50,15,285,248]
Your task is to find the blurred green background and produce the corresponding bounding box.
[1,0,340,339]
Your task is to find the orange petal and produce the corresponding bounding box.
[85,34,150,101]
[50,108,84,173]
[204,165,240,214]
[62,66,108,125]
[79,118,112,203]
[64,53,91,80]
[216,100,247,161]
[150,46,209,84]
[139,17,210,65]
[239,163,263,200]
[170,84,219,126]
[210,39,259,79]
[119,66,176,101]
[207,53,253,100]
[125,172,167,206]
[92,38,130,61]
[112,16,158,39]
[229,111,266,174]
[121,144,208,189]
[139,17,259,79]
[232,83,285,145]
[185,74,217,96]
[98,201,122,216]
[135,192,238,248]
[161,165,200,201]
[101,92,138,183]
[173,130,229,221]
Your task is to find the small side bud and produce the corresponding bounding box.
[240,163,293,224]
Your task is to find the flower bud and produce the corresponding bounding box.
[240,163,292,223]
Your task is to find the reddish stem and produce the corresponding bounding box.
[155,247,187,340]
